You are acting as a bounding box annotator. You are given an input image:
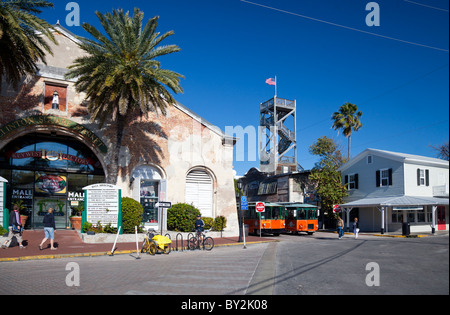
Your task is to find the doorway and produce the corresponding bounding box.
[437,206,446,231]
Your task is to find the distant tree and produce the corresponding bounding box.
[430,141,449,161]
[0,0,56,91]
[331,102,363,160]
[309,136,348,223]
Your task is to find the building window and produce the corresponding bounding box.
[349,174,358,190]
[185,169,213,218]
[376,168,392,187]
[417,168,429,186]
[367,155,373,164]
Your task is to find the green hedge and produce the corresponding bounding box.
[167,203,201,232]
[121,197,144,233]
[167,203,227,232]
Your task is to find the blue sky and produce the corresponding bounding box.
[40,0,449,176]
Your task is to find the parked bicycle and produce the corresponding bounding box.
[141,229,171,255]
[188,229,214,251]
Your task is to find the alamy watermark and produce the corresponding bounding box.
[366,2,381,27]
[365,262,380,287]
[65,262,80,287]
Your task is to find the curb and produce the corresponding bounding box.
[0,239,279,262]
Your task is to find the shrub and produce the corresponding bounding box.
[213,215,227,231]
[202,217,214,230]
[167,203,201,232]
[121,197,144,234]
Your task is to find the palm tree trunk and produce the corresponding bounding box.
[107,113,126,184]
[348,135,351,160]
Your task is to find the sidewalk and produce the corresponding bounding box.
[0,230,277,262]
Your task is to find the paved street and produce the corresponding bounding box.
[0,232,448,296]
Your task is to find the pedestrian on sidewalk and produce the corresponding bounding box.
[39,207,57,250]
[2,205,26,249]
[353,217,360,239]
[337,216,344,239]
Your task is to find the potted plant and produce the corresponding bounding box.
[13,200,28,226]
[69,204,83,230]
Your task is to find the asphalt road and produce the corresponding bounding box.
[0,232,448,296]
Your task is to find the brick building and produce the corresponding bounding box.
[0,24,238,234]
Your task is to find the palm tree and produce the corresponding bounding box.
[331,102,363,160]
[0,0,56,91]
[65,8,184,184]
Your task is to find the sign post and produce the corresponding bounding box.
[82,183,122,234]
[155,201,171,234]
[240,196,248,248]
[256,202,265,238]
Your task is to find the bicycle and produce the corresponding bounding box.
[141,229,171,255]
[188,229,214,251]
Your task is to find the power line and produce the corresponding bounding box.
[240,0,449,53]
[404,0,449,13]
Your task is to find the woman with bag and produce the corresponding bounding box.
[1,205,26,249]
[39,207,57,250]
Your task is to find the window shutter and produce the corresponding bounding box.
[388,168,393,186]
[376,170,380,187]
[344,175,349,189]
[417,168,421,186]
[355,174,359,189]
[425,169,429,186]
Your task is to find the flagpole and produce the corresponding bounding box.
[275,75,277,97]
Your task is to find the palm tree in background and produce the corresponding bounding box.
[0,0,56,91]
[331,102,363,160]
[65,8,184,184]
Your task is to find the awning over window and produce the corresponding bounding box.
[340,195,449,208]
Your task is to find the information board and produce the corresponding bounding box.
[82,183,122,233]
[0,177,7,228]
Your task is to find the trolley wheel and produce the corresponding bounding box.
[163,244,171,254]
[203,237,214,251]
[149,243,157,255]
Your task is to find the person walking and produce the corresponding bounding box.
[39,207,57,250]
[2,205,26,249]
[353,217,360,239]
[337,216,344,239]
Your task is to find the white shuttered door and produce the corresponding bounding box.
[185,170,213,217]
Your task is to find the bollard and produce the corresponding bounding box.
[109,226,121,256]
[176,233,184,251]
[134,226,141,259]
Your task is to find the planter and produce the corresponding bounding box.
[20,215,28,226]
[69,216,82,230]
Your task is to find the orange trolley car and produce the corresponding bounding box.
[244,202,285,236]
[283,203,319,235]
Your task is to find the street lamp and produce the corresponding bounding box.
[237,180,243,243]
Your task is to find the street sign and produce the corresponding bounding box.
[240,196,248,210]
[333,204,341,213]
[256,202,265,213]
[156,201,172,208]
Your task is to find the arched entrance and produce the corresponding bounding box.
[0,132,105,229]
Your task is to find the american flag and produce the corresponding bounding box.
[265,77,276,86]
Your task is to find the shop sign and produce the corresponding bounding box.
[0,115,107,153]
[68,191,85,201]
[35,174,67,194]
[82,183,122,233]
[8,150,95,166]
[12,189,33,199]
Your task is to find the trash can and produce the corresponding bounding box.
[402,222,410,236]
